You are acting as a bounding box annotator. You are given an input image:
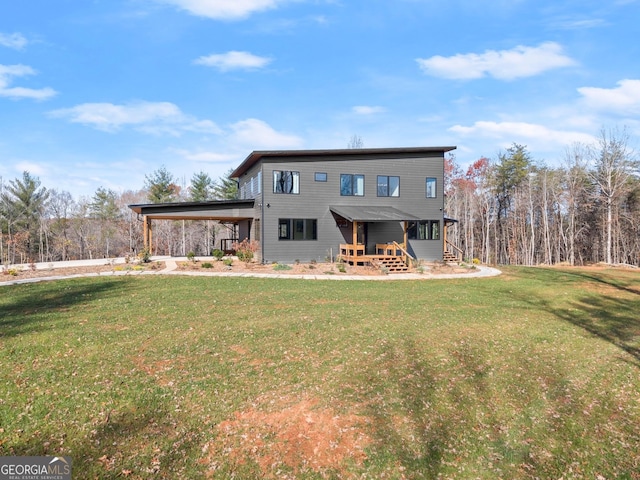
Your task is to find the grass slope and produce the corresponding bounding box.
[1,267,639,479]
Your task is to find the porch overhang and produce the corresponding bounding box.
[330,205,421,223]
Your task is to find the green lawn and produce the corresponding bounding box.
[1,267,639,479]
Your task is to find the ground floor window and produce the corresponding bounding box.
[278,218,317,240]
[407,220,440,240]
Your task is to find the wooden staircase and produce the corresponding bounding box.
[371,256,409,273]
[443,251,459,263]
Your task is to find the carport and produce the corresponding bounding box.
[128,199,256,252]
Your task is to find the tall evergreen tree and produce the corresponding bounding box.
[144,166,179,203]
[212,168,238,200]
[189,171,215,201]
[0,171,50,262]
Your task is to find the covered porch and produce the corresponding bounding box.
[330,206,419,272]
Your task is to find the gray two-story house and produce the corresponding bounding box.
[130,146,459,268]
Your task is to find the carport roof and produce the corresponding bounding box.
[128,199,255,221]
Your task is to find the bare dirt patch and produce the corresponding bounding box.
[201,394,372,478]
[0,262,164,283]
[178,259,474,277]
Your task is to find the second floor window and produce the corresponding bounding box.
[340,174,364,196]
[377,176,400,197]
[273,170,299,194]
[426,177,437,198]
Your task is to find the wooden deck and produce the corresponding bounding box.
[339,243,412,272]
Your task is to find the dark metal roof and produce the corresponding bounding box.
[128,199,255,221]
[231,146,457,178]
[330,206,421,222]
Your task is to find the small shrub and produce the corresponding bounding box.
[186,251,196,262]
[201,262,213,269]
[138,248,151,263]
[212,249,224,260]
[273,263,292,271]
[232,238,259,264]
[223,258,233,267]
[472,258,481,265]
[5,268,19,276]
[337,262,346,273]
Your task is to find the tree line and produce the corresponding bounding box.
[444,128,639,266]
[0,167,237,265]
[2,128,639,266]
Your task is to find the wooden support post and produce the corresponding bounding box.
[143,216,153,254]
[403,221,408,250]
[143,215,149,250]
[352,221,358,246]
[443,220,447,254]
[148,217,153,255]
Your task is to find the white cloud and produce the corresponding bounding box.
[416,42,576,80]
[194,51,272,71]
[230,118,303,148]
[15,161,47,176]
[352,105,386,115]
[158,0,283,20]
[48,101,221,135]
[578,79,640,115]
[0,64,57,100]
[0,32,27,50]
[449,121,596,146]
[172,148,237,163]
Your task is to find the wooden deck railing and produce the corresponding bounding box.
[445,239,463,261]
[340,242,415,267]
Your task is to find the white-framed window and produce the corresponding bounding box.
[426,177,437,198]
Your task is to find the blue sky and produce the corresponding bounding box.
[1,0,639,199]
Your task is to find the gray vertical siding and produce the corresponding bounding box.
[236,152,446,263]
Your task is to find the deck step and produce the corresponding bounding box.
[371,256,409,273]
[443,252,459,262]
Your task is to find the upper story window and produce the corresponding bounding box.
[314,172,327,182]
[273,170,299,194]
[240,171,262,199]
[340,174,364,196]
[377,175,400,197]
[426,177,437,198]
